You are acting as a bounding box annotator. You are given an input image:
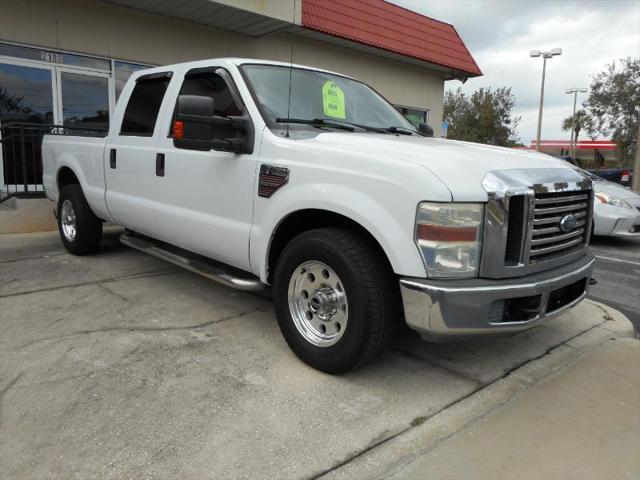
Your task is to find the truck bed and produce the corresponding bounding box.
[42,133,110,221]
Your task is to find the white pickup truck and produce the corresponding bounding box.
[43,58,595,373]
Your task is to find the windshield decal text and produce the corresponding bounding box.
[322,81,346,119]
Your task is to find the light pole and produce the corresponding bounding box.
[565,87,587,159]
[530,48,562,151]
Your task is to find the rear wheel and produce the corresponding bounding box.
[273,228,398,373]
[57,184,102,255]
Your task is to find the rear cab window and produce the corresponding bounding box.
[120,72,172,136]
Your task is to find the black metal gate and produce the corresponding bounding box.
[0,122,105,202]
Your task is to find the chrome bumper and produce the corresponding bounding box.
[400,255,595,340]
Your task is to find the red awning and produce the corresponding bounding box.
[301,0,482,78]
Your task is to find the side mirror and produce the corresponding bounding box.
[174,95,215,151]
[173,94,253,154]
[418,123,434,137]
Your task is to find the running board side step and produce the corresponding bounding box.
[120,232,265,292]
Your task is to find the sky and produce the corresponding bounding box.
[391,0,640,144]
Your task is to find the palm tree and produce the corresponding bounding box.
[562,109,596,158]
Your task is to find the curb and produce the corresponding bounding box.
[319,299,636,480]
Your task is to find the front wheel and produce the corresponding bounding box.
[273,228,398,373]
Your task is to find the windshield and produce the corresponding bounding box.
[240,64,416,132]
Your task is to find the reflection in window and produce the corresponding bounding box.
[114,61,150,100]
[0,63,54,124]
[60,72,109,130]
[0,63,55,186]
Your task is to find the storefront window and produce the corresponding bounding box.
[0,63,54,124]
[60,71,110,130]
[395,105,430,128]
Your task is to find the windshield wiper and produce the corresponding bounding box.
[276,118,355,131]
[385,126,419,136]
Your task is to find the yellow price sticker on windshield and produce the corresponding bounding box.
[322,81,346,119]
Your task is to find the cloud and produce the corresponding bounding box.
[391,0,640,143]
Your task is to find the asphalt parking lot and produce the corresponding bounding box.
[588,235,640,331]
[0,228,637,479]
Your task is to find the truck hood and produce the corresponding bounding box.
[306,132,575,200]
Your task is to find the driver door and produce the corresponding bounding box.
[152,67,258,271]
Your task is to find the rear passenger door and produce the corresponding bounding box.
[105,72,172,236]
[152,67,258,271]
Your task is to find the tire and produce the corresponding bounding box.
[57,184,103,255]
[272,228,398,373]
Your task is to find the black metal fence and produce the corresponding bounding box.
[0,122,106,202]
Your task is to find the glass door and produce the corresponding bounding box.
[56,68,113,131]
[0,59,58,191]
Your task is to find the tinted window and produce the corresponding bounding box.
[120,75,170,136]
[171,71,241,140]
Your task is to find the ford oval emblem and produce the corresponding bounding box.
[559,214,577,232]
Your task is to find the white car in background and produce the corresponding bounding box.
[583,170,640,238]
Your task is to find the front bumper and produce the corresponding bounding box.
[400,254,595,340]
[594,205,640,237]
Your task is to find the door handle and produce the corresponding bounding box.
[156,153,165,177]
[109,149,116,169]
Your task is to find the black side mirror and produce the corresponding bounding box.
[174,95,215,151]
[173,94,253,154]
[418,123,434,137]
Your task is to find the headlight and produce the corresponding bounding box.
[595,192,633,209]
[415,202,484,278]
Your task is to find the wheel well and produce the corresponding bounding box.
[57,167,79,192]
[267,209,393,283]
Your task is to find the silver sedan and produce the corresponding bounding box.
[584,171,640,237]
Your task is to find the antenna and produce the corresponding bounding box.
[285,0,296,138]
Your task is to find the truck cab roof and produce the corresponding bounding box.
[130,58,349,82]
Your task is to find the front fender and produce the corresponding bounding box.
[250,182,429,283]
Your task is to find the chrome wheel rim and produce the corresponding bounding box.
[60,199,77,242]
[288,260,349,347]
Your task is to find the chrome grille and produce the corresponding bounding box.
[528,190,591,263]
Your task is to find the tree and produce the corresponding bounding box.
[562,109,597,143]
[584,57,640,163]
[561,109,597,159]
[443,87,521,146]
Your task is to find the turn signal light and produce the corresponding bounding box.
[173,120,184,139]
[417,224,478,242]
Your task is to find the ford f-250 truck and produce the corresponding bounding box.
[43,58,595,373]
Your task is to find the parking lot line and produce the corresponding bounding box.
[594,255,640,267]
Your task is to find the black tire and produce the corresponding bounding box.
[273,228,398,373]
[57,184,103,255]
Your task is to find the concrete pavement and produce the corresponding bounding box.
[0,197,57,235]
[589,235,640,332]
[0,228,638,479]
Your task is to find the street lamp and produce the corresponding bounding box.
[566,87,588,159]
[530,48,562,151]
